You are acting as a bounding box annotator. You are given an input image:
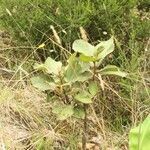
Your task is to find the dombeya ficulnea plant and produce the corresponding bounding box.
[31,37,127,150]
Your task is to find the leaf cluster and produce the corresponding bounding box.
[31,37,127,120]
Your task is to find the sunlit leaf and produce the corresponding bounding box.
[79,54,97,62]
[99,65,127,77]
[52,105,74,120]
[44,57,62,75]
[75,91,92,104]
[129,116,150,150]
[95,37,114,62]
[72,39,95,56]
[89,81,99,96]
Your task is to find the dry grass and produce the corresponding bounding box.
[0,84,62,149]
[0,81,131,150]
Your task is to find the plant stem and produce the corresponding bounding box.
[93,62,96,80]
[59,74,70,104]
[82,104,88,150]
[82,62,96,149]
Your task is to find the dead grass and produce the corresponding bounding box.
[0,84,62,149]
[0,81,131,149]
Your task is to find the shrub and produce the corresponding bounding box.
[31,37,127,149]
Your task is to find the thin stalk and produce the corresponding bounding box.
[82,62,97,149]
[93,62,96,80]
[82,104,88,150]
[59,74,70,104]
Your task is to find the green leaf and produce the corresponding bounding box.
[79,61,90,73]
[31,76,55,91]
[65,60,82,82]
[99,65,127,77]
[95,37,114,62]
[89,81,99,96]
[72,39,95,56]
[44,57,62,75]
[75,91,92,104]
[73,106,85,119]
[67,53,77,64]
[129,116,150,150]
[79,54,97,62]
[65,54,91,82]
[77,71,92,82]
[52,105,74,120]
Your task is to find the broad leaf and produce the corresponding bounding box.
[99,65,127,77]
[67,53,77,64]
[129,116,150,150]
[44,57,62,75]
[65,60,82,82]
[79,54,97,62]
[65,55,91,82]
[73,106,85,119]
[79,61,90,73]
[52,105,74,120]
[89,81,99,96]
[77,72,92,82]
[95,37,114,62]
[75,91,92,104]
[72,39,95,56]
[31,76,55,91]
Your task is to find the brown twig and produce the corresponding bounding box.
[82,104,88,150]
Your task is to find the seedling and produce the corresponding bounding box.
[31,37,127,149]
